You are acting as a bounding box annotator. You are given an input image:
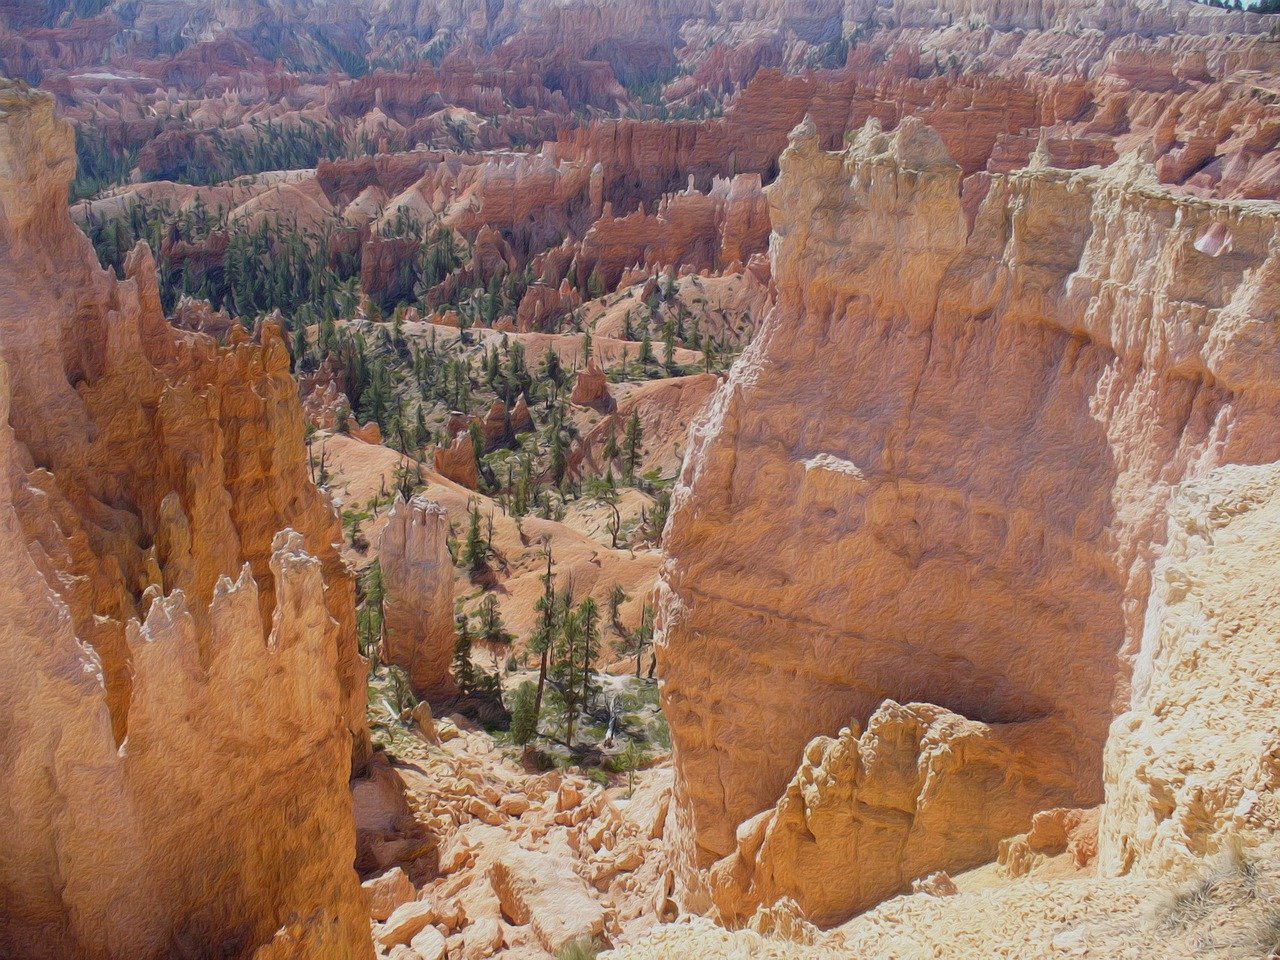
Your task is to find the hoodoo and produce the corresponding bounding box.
[379,496,456,699]
[0,82,371,959]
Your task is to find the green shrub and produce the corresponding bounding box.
[555,937,601,960]
[508,680,539,745]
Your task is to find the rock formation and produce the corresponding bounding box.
[517,280,580,332]
[571,357,611,408]
[571,374,720,482]
[376,742,676,959]
[7,1,1280,955]
[0,81,371,958]
[707,701,1081,925]
[434,431,481,489]
[579,175,770,290]
[510,394,535,434]
[656,114,1280,921]
[379,495,457,700]
[615,458,1280,958]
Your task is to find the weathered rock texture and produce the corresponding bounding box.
[379,495,456,699]
[434,431,481,489]
[0,81,371,959]
[571,357,611,408]
[707,702,1080,926]
[657,113,1280,921]
[614,460,1280,959]
[1099,461,1280,883]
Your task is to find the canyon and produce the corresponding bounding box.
[0,0,1279,959]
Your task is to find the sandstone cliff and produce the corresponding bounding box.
[656,114,1280,921]
[0,81,371,959]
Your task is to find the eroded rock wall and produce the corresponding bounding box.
[0,81,372,959]
[656,114,1280,920]
[613,459,1280,959]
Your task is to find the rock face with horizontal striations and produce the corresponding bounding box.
[0,81,371,960]
[379,495,457,699]
[656,113,1280,921]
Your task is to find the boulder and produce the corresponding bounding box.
[378,900,439,949]
[489,849,607,953]
[363,867,417,922]
[409,925,448,960]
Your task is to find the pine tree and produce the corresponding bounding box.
[452,614,477,693]
[540,343,564,404]
[463,503,488,574]
[485,345,501,388]
[644,488,671,544]
[475,593,512,646]
[356,561,385,665]
[588,474,622,548]
[508,680,539,745]
[505,340,530,401]
[531,542,556,721]
[577,596,601,711]
[632,602,655,678]
[602,422,620,463]
[549,424,568,488]
[291,320,309,372]
[552,607,585,746]
[623,410,643,477]
[639,330,655,367]
[607,584,628,637]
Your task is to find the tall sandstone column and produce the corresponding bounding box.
[379,495,458,699]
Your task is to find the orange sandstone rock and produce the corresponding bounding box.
[658,115,1280,921]
[571,357,611,408]
[434,430,480,489]
[0,82,371,959]
[379,495,456,700]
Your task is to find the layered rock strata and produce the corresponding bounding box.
[657,114,1280,921]
[0,81,371,958]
